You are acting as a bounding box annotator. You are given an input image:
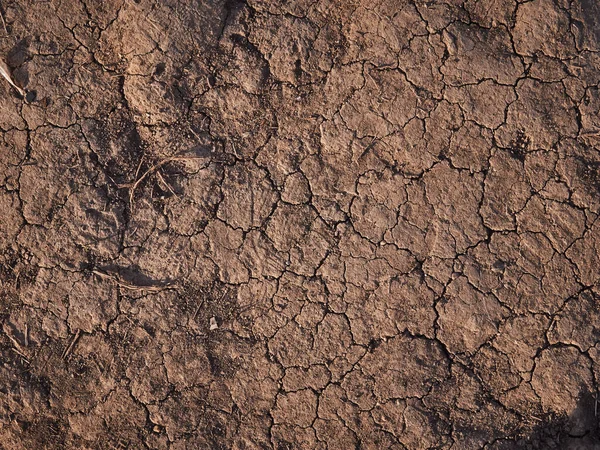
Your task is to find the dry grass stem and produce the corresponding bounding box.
[0,58,25,97]
[92,269,171,292]
[62,329,81,359]
[0,9,7,35]
[122,154,210,208]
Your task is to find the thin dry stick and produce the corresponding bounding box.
[192,299,204,321]
[62,329,81,359]
[125,155,209,207]
[0,8,7,35]
[92,269,170,292]
[134,154,145,180]
[0,58,24,96]
[156,170,178,197]
[188,125,202,141]
[6,332,27,360]
[10,348,29,363]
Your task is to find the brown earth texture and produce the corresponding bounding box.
[2,0,600,449]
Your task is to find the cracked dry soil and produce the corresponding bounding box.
[2,0,600,449]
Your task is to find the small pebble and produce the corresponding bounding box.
[209,317,218,330]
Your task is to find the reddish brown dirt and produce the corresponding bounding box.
[1,0,600,449]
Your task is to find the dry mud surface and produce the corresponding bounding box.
[1,0,600,449]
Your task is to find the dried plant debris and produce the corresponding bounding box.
[0,58,24,97]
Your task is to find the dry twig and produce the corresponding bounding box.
[121,154,210,208]
[0,58,25,97]
[92,269,170,292]
[6,332,28,361]
[62,329,81,359]
[0,8,7,35]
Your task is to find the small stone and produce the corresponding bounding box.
[209,317,218,330]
